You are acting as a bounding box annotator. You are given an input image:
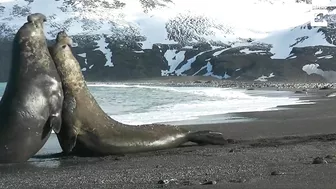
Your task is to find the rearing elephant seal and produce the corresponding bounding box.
[0,13,64,163]
[50,31,229,156]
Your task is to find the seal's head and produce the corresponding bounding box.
[50,31,85,92]
[14,13,47,43]
[11,13,49,69]
[56,31,73,47]
[27,13,47,28]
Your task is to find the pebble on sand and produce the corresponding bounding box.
[312,157,328,164]
[271,171,285,176]
[325,155,336,159]
[201,180,217,185]
[157,179,169,185]
[229,178,247,183]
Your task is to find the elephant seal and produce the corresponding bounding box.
[50,31,229,156]
[0,13,63,163]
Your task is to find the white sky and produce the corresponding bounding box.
[312,0,336,6]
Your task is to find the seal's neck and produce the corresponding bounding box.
[54,46,86,96]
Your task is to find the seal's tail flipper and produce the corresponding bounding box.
[187,131,230,145]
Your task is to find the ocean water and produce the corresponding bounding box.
[0,82,310,126]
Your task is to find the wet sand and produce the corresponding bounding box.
[1,88,336,188]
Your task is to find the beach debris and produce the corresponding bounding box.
[325,154,336,159]
[193,80,202,84]
[294,90,303,94]
[229,148,241,153]
[229,178,247,183]
[157,179,169,185]
[114,157,122,161]
[181,180,193,186]
[326,92,336,97]
[155,165,162,168]
[157,178,177,185]
[227,139,235,144]
[200,180,217,185]
[271,171,285,176]
[99,154,125,161]
[319,84,332,90]
[312,157,328,164]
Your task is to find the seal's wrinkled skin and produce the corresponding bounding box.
[0,13,64,163]
[50,31,229,156]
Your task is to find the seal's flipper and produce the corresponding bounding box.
[48,116,62,133]
[56,125,78,154]
[62,133,77,154]
[187,131,229,145]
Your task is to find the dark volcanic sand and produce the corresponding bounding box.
[1,88,336,188]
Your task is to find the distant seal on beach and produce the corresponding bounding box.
[49,31,229,156]
[0,13,64,163]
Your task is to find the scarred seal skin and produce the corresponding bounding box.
[0,13,64,163]
[50,31,229,156]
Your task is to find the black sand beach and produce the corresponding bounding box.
[1,84,336,189]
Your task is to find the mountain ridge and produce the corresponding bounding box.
[0,0,335,82]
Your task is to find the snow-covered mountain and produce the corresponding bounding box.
[0,0,336,82]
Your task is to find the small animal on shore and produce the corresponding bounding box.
[49,31,230,156]
[0,13,64,163]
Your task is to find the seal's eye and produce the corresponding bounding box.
[62,45,67,49]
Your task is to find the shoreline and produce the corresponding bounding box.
[182,89,335,140]
[86,76,336,90]
[87,79,318,126]
[1,82,336,188]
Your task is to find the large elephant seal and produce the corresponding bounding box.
[0,13,64,163]
[50,31,230,156]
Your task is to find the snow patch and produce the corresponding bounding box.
[183,46,194,49]
[203,62,231,79]
[162,50,186,76]
[239,48,266,54]
[77,53,88,65]
[315,49,323,55]
[317,55,333,59]
[213,48,229,56]
[327,92,336,97]
[254,73,275,82]
[206,62,213,73]
[193,65,207,76]
[256,27,335,59]
[78,53,86,58]
[95,36,113,67]
[302,64,336,82]
[175,51,206,76]
[287,55,297,59]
